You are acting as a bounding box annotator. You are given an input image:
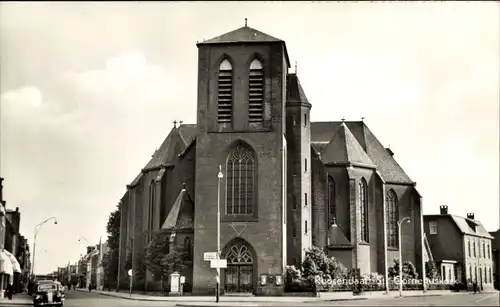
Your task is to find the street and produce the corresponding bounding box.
[0,291,498,307]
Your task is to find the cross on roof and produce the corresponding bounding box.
[173,120,177,128]
[179,120,183,125]
[341,117,345,122]
[361,117,365,122]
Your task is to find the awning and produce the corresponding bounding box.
[0,251,13,276]
[3,250,21,273]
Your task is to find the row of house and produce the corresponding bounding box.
[423,205,499,290]
[51,238,109,290]
[0,178,31,297]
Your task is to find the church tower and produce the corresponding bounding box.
[285,73,312,266]
[193,22,291,295]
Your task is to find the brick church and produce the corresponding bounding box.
[117,24,425,295]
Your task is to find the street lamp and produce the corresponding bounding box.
[398,216,411,297]
[216,165,223,303]
[31,216,58,279]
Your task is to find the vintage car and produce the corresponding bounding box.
[33,280,65,306]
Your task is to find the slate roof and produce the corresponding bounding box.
[198,26,291,68]
[144,124,197,170]
[425,214,494,239]
[286,74,310,105]
[127,124,196,187]
[198,26,284,45]
[449,215,493,239]
[327,224,351,248]
[161,188,193,230]
[320,122,375,168]
[311,121,414,184]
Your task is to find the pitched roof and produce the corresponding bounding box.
[425,214,494,239]
[327,224,351,248]
[320,122,375,168]
[449,215,493,239]
[311,121,413,184]
[286,74,310,106]
[161,188,193,230]
[197,26,291,68]
[198,26,283,45]
[144,124,197,171]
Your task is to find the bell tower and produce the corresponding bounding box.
[193,24,291,295]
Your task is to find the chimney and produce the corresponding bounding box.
[15,207,19,212]
[440,205,448,215]
[386,148,394,156]
[467,213,475,220]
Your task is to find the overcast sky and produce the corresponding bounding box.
[1,2,498,274]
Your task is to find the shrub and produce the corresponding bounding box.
[425,260,438,279]
[388,257,418,280]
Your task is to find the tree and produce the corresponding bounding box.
[70,273,79,286]
[425,260,438,279]
[301,246,347,280]
[388,258,418,279]
[105,204,121,286]
[144,229,191,290]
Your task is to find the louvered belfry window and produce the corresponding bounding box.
[218,59,233,123]
[248,59,264,122]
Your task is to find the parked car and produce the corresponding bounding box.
[33,280,65,306]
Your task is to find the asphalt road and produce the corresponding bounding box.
[0,291,497,307]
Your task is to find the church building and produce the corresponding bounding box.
[117,23,426,296]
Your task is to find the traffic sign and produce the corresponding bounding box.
[210,259,227,268]
[204,252,217,261]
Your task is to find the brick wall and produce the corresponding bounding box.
[193,42,287,295]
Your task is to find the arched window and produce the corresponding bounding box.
[359,178,369,242]
[148,180,156,239]
[327,176,336,227]
[483,243,486,259]
[218,59,233,123]
[248,58,264,122]
[468,240,471,257]
[226,143,256,215]
[489,267,492,283]
[469,266,472,282]
[473,242,476,257]
[487,244,491,259]
[385,189,398,248]
[184,237,192,260]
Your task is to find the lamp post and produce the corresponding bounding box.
[31,217,58,279]
[216,165,223,303]
[398,216,411,297]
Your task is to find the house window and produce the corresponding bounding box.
[305,220,308,234]
[359,178,369,242]
[226,142,256,215]
[489,267,492,283]
[469,266,472,282]
[218,59,233,123]
[468,240,471,257]
[429,221,437,234]
[483,243,486,259]
[473,242,476,257]
[305,193,307,207]
[487,244,490,259]
[304,114,307,127]
[248,58,264,122]
[327,176,336,227]
[304,158,307,172]
[385,189,398,248]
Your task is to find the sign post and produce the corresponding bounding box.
[128,269,133,297]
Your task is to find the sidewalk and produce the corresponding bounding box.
[78,288,479,305]
[0,294,31,306]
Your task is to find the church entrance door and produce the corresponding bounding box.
[224,242,254,293]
